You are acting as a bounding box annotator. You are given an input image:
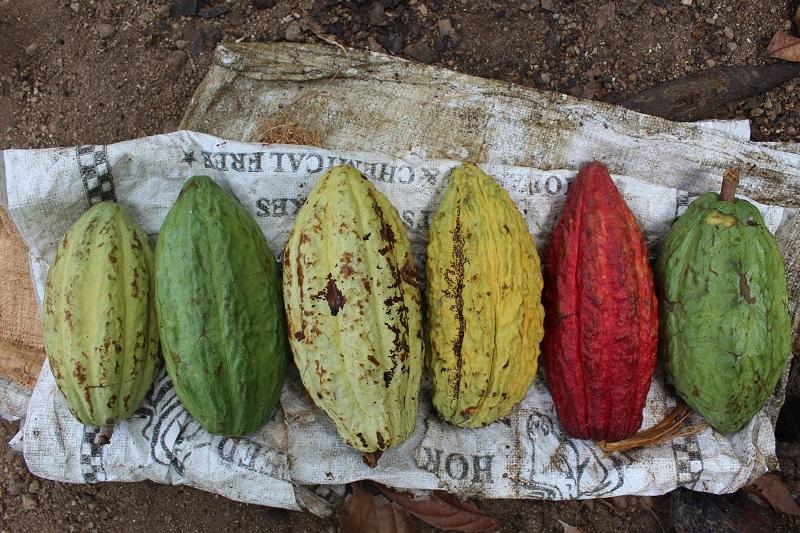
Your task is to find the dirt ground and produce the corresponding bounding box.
[1,0,800,531]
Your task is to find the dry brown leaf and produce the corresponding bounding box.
[339,484,416,533]
[374,483,499,532]
[745,473,800,516]
[767,31,800,62]
[796,6,800,28]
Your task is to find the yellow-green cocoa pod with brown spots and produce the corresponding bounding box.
[426,164,545,428]
[43,202,160,440]
[283,165,423,466]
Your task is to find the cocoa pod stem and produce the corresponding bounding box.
[362,450,383,468]
[96,424,114,446]
[598,402,708,453]
[720,168,740,202]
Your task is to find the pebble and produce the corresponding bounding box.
[540,0,555,12]
[157,5,171,19]
[377,32,403,54]
[25,42,40,56]
[175,39,188,50]
[750,107,764,118]
[27,480,40,494]
[168,50,187,71]
[680,0,692,5]
[705,58,716,67]
[437,18,455,37]
[21,493,38,510]
[540,72,551,83]
[723,26,734,40]
[70,2,79,12]
[404,41,436,63]
[97,24,116,40]
[696,0,710,9]
[284,20,304,42]
[6,478,25,496]
[227,11,246,26]
[727,42,737,51]
[253,0,277,9]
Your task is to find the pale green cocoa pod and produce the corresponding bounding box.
[283,165,423,466]
[43,202,160,438]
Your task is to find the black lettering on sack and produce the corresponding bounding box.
[217,438,285,479]
[472,455,493,483]
[213,153,228,171]
[545,175,563,195]
[375,163,396,183]
[200,151,264,172]
[287,153,306,173]
[248,152,264,173]
[420,167,440,186]
[202,151,214,169]
[396,166,415,184]
[419,447,442,473]
[306,153,324,173]
[402,210,415,229]
[230,153,246,172]
[218,438,237,463]
[256,197,307,217]
[270,152,288,172]
[418,447,495,483]
[445,453,469,480]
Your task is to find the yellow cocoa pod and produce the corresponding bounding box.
[426,164,544,428]
[283,165,423,466]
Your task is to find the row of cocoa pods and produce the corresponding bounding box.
[42,161,791,465]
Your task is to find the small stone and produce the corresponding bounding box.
[97,24,116,40]
[284,20,304,42]
[168,50,187,70]
[25,43,40,56]
[21,493,37,510]
[723,26,734,39]
[628,73,638,82]
[404,41,436,63]
[763,99,773,109]
[436,19,456,37]
[696,0,710,8]
[175,39,188,49]
[367,35,386,53]
[7,478,24,496]
[540,0,555,11]
[27,480,41,494]
[540,72,551,84]
[227,11,246,26]
[377,32,403,54]
[680,0,692,4]
[157,5,171,19]
[705,58,716,67]
[784,20,792,31]
[70,2,80,12]
[171,0,198,17]
[252,0,276,9]
[727,42,737,51]
[749,107,764,118]
[137,12,154,27]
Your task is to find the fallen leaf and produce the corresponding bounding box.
[558,519,584,533]
[596,2,616,30]
[339,483,416,533]
[767,31,800,62]
[796,6,800,28]
[374,483,499,532]
[672,489,773,533]
[745,473,800,516]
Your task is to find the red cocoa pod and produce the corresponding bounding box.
[543,161,658,442]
